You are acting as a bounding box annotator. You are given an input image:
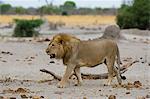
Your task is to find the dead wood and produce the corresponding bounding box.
[40,69,61,81]
[40,60,139,81]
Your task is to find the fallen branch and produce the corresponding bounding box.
[40,69,61,81]
[122,60,139,68]
[40,60,139,81]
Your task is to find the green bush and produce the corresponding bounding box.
[0,4,12,14]
[116,0,150,30]
[117,5,135,29]
[13,19,43,37]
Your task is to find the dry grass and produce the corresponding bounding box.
[0,15,116,26]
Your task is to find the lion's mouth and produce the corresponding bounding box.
[50,54,55,58]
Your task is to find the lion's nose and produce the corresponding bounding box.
[46,49,49,53]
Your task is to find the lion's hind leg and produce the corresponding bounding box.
[114,66,122,85]
[105,57,115,85]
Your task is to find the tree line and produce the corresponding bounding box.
[0,1,117,15]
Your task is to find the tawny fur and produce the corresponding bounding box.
[46,33,123,88]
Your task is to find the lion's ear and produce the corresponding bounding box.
[60,40,70,46]
[60,40,63,44]
[60,40,66,45]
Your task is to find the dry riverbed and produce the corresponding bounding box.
[0,33,149,99]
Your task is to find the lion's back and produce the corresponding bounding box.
[76,39,118,65]
[78,39,117,53]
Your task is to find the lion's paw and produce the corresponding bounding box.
[57,82,66,88]
[74,82,82,86]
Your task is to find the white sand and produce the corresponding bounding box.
[0,34,149,98]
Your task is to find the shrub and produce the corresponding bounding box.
[61,11,68,15]
[116,0,150,30]
[13,19,43,37]
[117,5,135,29]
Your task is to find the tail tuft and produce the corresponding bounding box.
[120,62,122,65]
[121,75,126,80]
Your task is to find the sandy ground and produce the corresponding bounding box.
[0,15,115,26]
[0,33,150,99]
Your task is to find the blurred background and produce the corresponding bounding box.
[0,0,149,37]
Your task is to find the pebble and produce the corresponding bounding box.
[1,51,13,55]
[9,97,16,99]
[20,94,28,98]
[32,96,40,99]
[141,61,145,64]
[16,59,20,61]
[109,90,112,92]
[133,37,136,39]
[134,81,142,87]
[0,96,4,99]
[44,38,50,41]
[27,59,32,61]
[1,60,7,62]
[145,87,149,89]
[108,95,116,99]
[40,96,44,98]
[50,61,55,63]
[30,57,35,59]
[140,57,143,59]
[15,88,28,93]
[136,96,145,99]
[146,94,150,98]
[83,97,87,99]
[126,92,130,94]
[54,91,64,95]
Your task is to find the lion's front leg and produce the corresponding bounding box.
[57,65,75,88]
[74,67,83,86]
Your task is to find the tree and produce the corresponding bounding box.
[60,1,76,15]
[63,1,76,9]
[15,7,26,14]
[131,0,150,29]
[0,4,12,14]
[117,0,150,30]
[38,5,61,15]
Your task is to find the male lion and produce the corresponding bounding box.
[46,33,125,88]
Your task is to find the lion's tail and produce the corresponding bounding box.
[116,46,126,80]
[116,46,122,65]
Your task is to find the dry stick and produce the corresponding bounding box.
[40,69,61,81]
[81,60,139,79]
[40,60,139,81]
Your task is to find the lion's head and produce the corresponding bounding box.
[46,33,80,59]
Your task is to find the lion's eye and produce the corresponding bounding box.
[51,44,54,46]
